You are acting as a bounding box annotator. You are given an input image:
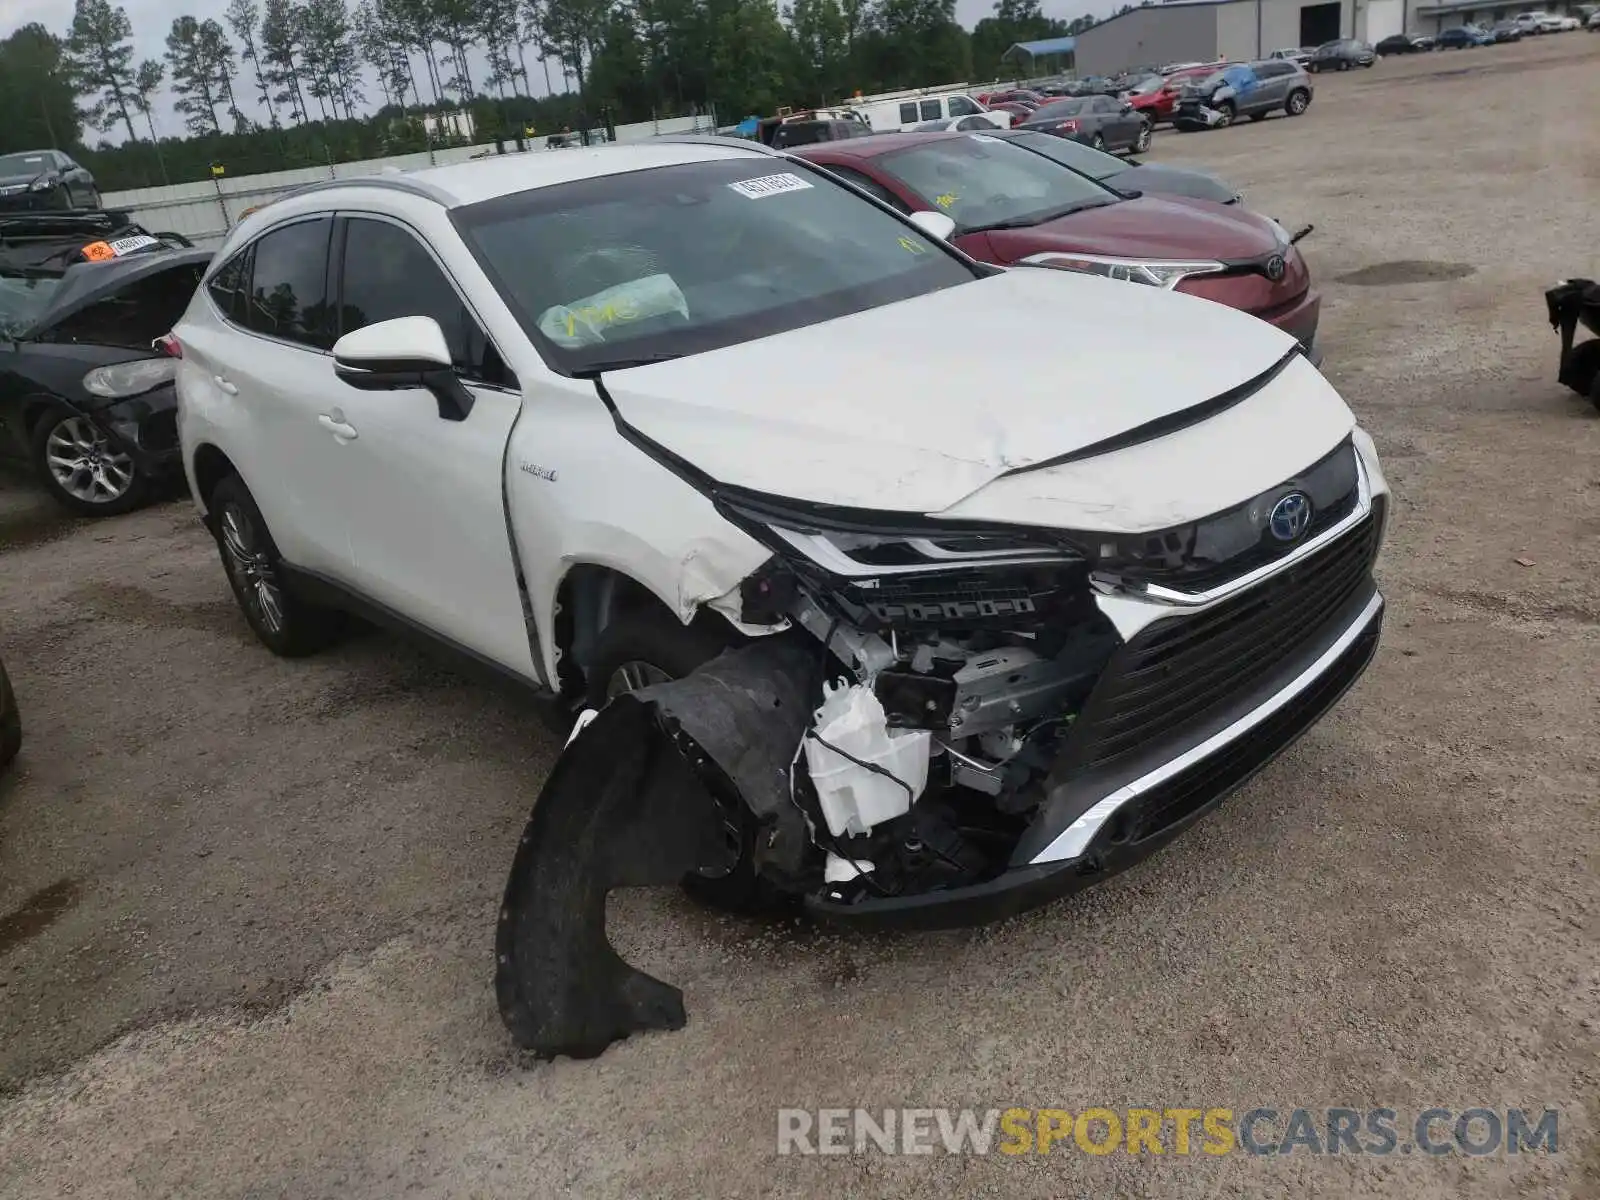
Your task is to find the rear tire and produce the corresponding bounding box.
[1134,121,1153,151]
[208,473,345,657]
[1090,132,1105,149]
[1286,88,1311,115]
[583,607,786,915]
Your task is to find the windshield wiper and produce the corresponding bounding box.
[959,196,1118,234]
[571,352,684,378]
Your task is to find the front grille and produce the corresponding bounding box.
[1059,506,1381,774]
[1119,608,1381,843]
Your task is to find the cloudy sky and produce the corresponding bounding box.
[2,0,1103,141]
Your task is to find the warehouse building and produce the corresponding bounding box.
[1069,0,1411,75]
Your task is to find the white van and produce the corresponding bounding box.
[848,90,1010,132]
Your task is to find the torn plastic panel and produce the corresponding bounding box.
[497,638,816,1058]
[1545,278,1600,408]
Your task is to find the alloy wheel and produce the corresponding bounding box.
[43,417,136,504]
[219,503,286,635]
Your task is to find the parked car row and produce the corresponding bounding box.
[151,137,1384,1057]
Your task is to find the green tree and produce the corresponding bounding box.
[165,17,242,135]
[228,0,281,126]
[301,0,366,119]
[61,0,141,144]
[130,58,171,181]
[786,0,850,105]
[0,25,83,152]
[262,0,314,121]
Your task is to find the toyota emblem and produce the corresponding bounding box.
[1265,254,1286,282]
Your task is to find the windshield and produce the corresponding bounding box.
[875,134,1119,234]
[0,273,61,337]
[453,158,977,374]
[0,153,50,177]
[1005,130,1124,180]
[1128,76,1164,94]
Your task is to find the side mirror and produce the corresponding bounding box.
[907,210,956,241]
[1120,101,1134,113]
[332,315,474,422]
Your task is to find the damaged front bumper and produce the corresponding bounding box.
[808,585,1382,929]
[498,428,1389,1056]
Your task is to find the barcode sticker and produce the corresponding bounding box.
[728,173,814,200]
[108,234,160,256]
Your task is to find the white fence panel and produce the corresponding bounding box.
[101,112,721,247]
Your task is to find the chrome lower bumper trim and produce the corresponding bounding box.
[1028,588,1384,866]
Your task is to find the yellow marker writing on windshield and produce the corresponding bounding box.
[934,193,958,210]
[897,236,927,254]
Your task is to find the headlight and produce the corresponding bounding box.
[82,358,176,399]
[716,490,1081,578]
[28,176,55,192]
[1019,251,1225,289]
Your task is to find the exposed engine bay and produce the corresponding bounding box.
[497,437,1380,1059]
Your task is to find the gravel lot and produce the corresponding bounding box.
[1,34,1597,1199]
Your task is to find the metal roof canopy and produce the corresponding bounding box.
[1003,36,1078,63]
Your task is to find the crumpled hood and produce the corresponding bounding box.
[979,194,1280,263]
[603,266,1352,525]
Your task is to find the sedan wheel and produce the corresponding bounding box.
[1091,132,1105,149]
[33,412,150,516]
[1134,122,1153,152]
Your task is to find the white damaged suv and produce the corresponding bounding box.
[171,139,1388,1056]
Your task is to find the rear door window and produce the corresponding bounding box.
[206,249,250,322]
[240,216,334,348]
[920,99,942,120]
[899,102,919,124]
[823,165,913,212]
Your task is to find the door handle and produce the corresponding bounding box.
[318,413,359,442]
[213,375,238,396]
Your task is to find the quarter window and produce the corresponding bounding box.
[240,216,334,348]
[919,99,942,120]
[899,102,919,124]
[337,217,509,385]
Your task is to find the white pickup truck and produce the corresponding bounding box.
[173,140,1389,1057]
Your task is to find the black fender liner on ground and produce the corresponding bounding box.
[1545,278,1600,399]
[495,638,816,1058]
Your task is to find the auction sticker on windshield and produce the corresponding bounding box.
[728,173,814,199]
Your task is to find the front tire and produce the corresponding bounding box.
[583,607,785,914]
[1213,101,1235,127]
[30,408,152,517]
[208,473,344,657]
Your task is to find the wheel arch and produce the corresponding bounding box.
[552,563,698,700]
[189,442,238,518]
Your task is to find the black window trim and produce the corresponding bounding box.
[203,212,337,356]
[332,208,519,393]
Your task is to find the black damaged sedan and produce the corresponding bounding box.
[0,213,208,516]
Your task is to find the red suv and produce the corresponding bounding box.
[1126,66,1216,124]
[796,131,1321,357]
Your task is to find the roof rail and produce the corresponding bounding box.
[840,82,977,105]
[255,171,460,208]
